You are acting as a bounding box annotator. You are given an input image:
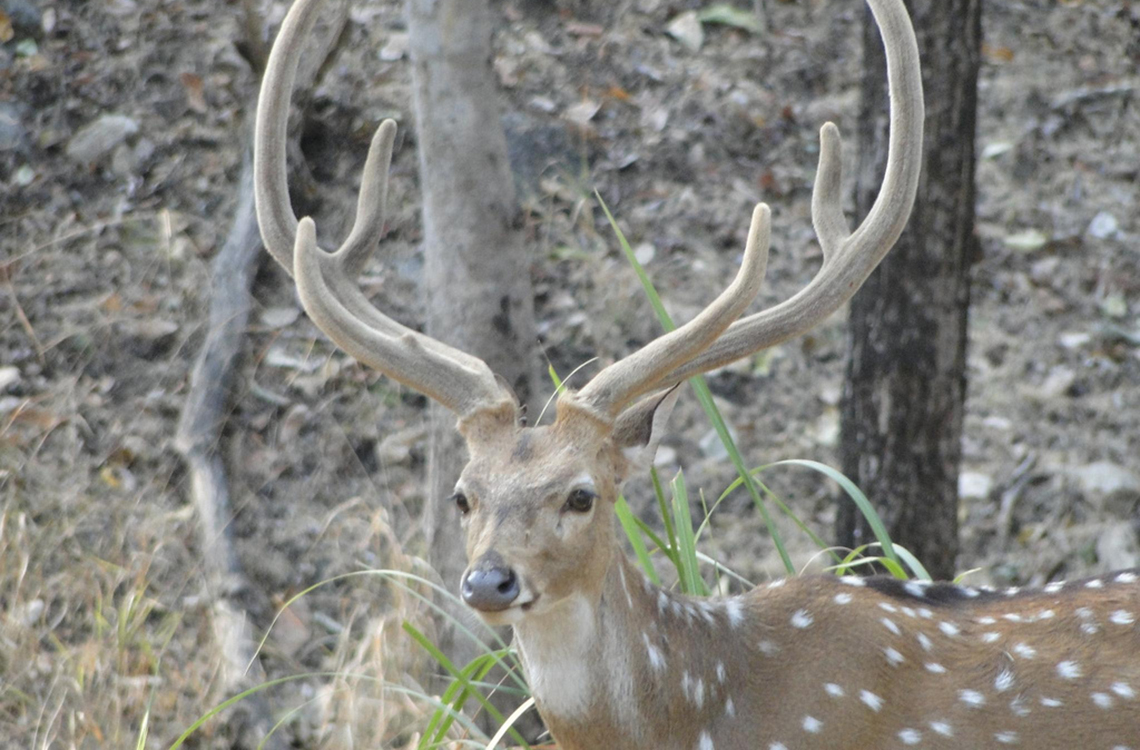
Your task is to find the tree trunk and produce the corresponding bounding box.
[407,0,538,659]
[837,0,981,580]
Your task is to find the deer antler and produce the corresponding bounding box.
[569,204,771,419]
[253,0,513,417]
[665,0,924,383]
[572,0,923,416]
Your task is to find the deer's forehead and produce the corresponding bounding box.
[462,466,597,503]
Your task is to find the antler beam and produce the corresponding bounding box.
[661,0,922,387]
[253,0,512,417]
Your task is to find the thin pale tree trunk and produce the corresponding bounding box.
[407,0,538,665]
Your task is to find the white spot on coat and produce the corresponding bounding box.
[860,690,884,711]
[758,639,781,656]
[1057,660,1082,680]
[1116,571,1138,584]
[1092,692,1114,709]
[898,728,922,745]
[939,621,960,636]
[724,598,745,628]
[643,633,665,672]
[904,582,927,598]
[698,730,714,750]
[1044,581,1065,593]
[716,661,726,683]
[995,669,1015,692]
[834,592,853,605]
[982,632,1001,643]
[959,689,986,707]
[879,601,899,613]
[1086,579,1105,589]
[1040,697,1063,707]
[725,697,736,717]
[995,730,1019,744]
[1110,610,1135,625]
[840,576,866,586]
[884,647,905,666]
[618,564,633,609]
[881,617,901,635]
[930,721,953,737]
[1012,642,1036,659]
[791,609,813,629]
[926,662,947,674]
[1111,682,1135,699]
[825,683,844,697]
[917,632,934,651]
[802,716,822,733]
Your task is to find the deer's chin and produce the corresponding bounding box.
[469,592,543,627]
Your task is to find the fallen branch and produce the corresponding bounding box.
[173,2,349,745]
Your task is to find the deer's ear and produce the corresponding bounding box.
[611,386,680,485]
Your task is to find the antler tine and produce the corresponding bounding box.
[570,203,771,418]
[662,0,923,385]
[255,0,511,418]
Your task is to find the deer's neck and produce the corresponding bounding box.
[513,548,741,750]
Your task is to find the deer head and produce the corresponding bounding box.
[253,0,921,649]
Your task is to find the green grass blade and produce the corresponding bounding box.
[616,496,660,584]
[404,622,531,750]
[893,543,932,581]
[670,471,707,595]
[597,192,794,575]
[772,459,899,567]
[650,467,678,556]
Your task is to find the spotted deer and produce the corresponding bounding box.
[254,0,1140,747]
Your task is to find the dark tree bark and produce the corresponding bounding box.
[407,0,538,663]
[837,0,981,580]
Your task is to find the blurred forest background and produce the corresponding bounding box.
[1,0,1139,746]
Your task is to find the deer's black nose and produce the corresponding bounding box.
[461,551,520,611]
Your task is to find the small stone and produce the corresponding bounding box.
[699,423,738,461]
[564,99,601,126]
[0,103,29,152]
[1071,461,1140,498]
[665,10,704,52]
[1026,366,1075,400]
[653,444,678,468]
[813,408,839,447]
[1003,229,1048,252]
[1088,211,1119,240]
[634,242,655,265]
[1096,523,1140,571]
[66,114,139,164]
[0,365,19,391]
[1057,331,1091,349]
[959,471,993,501]
[378,32,407,61]
[261,306,300,329]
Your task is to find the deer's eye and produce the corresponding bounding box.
[452,492,471,515]
[564,488,596,513]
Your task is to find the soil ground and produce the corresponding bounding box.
[2,0,1139,746]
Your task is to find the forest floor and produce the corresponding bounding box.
[2,0,1139,746]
